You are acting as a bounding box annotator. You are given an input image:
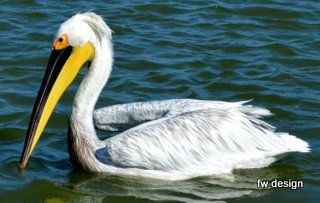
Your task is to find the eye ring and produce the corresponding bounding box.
[54,33,68,50]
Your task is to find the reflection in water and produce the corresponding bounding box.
[64,167,282,202]
[44,197,67,203]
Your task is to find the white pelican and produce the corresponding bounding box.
[19,12,309,180]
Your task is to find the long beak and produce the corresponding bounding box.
[19,42,94,169]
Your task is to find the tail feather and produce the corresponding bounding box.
[237,100,310,153]
[278,133,310,153]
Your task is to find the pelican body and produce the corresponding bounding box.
[19,13,309,180]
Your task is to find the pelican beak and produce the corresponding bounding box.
[19,42,94,170]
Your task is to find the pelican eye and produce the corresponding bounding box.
[58,37,63,42]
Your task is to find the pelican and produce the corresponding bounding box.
[19,12,309,180]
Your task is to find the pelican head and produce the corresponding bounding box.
[19,13,112,169]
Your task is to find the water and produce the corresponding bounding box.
[0,0,319,202]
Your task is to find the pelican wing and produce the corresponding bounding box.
[101,100,309,173]
[94,100,173,131]
[93,99,250,131]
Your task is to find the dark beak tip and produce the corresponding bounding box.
[18,162,25,171]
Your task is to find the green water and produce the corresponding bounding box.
[0,0,319,202]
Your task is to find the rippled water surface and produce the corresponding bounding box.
[1,0,319,202]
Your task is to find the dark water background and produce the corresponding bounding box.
[0,0,319,202]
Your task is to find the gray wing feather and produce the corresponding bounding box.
[93,100,172,131]
[93,99,221,131]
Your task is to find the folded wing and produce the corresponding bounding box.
[97,100,309,173]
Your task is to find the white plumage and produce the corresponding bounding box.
[60,12,309,180]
